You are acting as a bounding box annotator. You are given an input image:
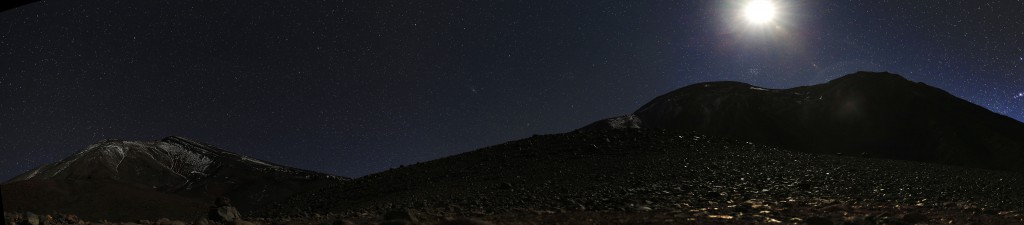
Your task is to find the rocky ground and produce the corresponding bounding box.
[266,129,1023,224]
[7,129,1024,224]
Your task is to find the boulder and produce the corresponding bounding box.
[208,197,243,222]
[24,212,39,225]
[215,196,232,207]
[209,206,242,222]
[193,218,212,225]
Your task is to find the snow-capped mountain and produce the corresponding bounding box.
[8,136,343,188]
[2,136,348,221]
[582,71,1024,172]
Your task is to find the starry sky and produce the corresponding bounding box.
[1,0,1022,180]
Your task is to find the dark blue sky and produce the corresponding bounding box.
[1,0,1022,180]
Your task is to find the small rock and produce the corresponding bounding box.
[231,219,256,225]
[159,219,187,225]
[703,191,722,198]
[6,213,19,223]
[795,182,813,190]
[379,220,414,225]
[332,219,357,225]
[65,214,81,224]
[902,213,928,223]
[804,216,832,225]
[436,218,494,225]
[734,204,753,213]
[981,208,999,215]
[383,210,418,223]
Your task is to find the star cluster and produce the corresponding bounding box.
[1,0,1021,179]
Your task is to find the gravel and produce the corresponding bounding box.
[261,129,1024,224]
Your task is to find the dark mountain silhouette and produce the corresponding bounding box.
[1,136,348,221]
[6,71,1024,224]
[263,129,1024,224]
[583,71,1024,172]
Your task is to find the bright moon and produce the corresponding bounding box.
[744,0,777,24]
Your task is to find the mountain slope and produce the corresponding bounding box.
[584,71,1024,172]
[264,129,1024,224]
[1,136,348,221]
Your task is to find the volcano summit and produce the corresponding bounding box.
[586,71,1024,172]
[2,136,347,221]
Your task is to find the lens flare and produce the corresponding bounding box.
[744,0,777,24]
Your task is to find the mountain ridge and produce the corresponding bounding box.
[584,71,1024,172]
[2,136,348,221]
[5,71,1024,223]
[257,72,1024,223]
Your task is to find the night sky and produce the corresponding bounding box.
[2,0,1022,180]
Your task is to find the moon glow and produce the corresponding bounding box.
[744,0,777,24]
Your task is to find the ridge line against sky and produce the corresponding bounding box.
[1,0,1021,179]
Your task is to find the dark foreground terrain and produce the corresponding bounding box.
[5,129,1024,224]
[254,129,1024,224]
